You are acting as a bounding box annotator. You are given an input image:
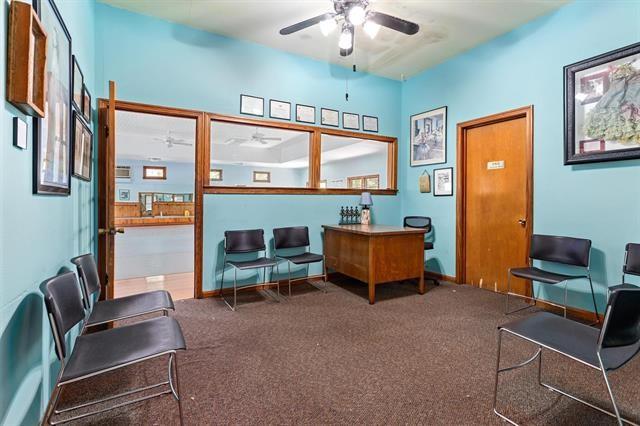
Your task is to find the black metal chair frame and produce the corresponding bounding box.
[42,272,185,425]
[273,226,328,297]
[220,229,280,311]
[403,216,438,285]
[494,289,640,426]
[505,235,598,324]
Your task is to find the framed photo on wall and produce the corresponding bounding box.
[363,115,379,132]
[342,112,359,130]
[72,56,83,112]
[269,99,291,120]
[13,117,28,150]
[82,84,91,123]
[240,94,264,117]
[564,42,640,164]
[32,0,72,195]
[321,108,339,127]
[118,189,130,201]
[410,106,447,167]
[296,104,315,124]
[433,167,453,196]
[72,111,93,181]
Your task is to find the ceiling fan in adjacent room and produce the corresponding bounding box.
[279,0,419,57]
[153,133,193,148]
[224,128,283,145]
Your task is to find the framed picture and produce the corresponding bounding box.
[433,167,453,196]
[269,99,291,120]
[343,112,359,130]
[363,115,378,132]
[118,189,130,201]
[72,111,92,181]
[13,117,28,150]
[72,56,83,112]
[240,94,264,117]
[565,42,640,164]
[253,171,271,183]
[321,108,339,127]
[296,104,315,124]
[32,0,72,195]
[410,106,447,167]
[82,84,91,123]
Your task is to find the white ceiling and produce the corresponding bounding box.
[99,0,568,79]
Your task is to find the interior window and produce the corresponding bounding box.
[209,121,310,187]
[143,165,166,180]
[320,135,389,189]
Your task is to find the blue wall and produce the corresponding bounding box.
[0,0,96,424]
[95,4,403,291]
[400,0,640,312]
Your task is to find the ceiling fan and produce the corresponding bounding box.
[279,0,419,57]
[153,133,193,148]
[224,128,283,145]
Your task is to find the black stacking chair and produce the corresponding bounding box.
[608,243,640,296]
[71,254,174,329]
[494,288,640,426]
[220,229,279,311]
[273,226,327,297]
[403,216,438,285]
[505,234,598,323]
[41,271,186,425]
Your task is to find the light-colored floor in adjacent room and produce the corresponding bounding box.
[114,272,194,300]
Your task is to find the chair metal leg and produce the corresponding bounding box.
[275,260,283,300]
[173,352,184,426]
[233,268,237,311]
[288,261,292,297]
[220,264,226,302]
[323,257,328,292]
[588,274,600,324]
[599,354,624,426]
[563,280,569,318]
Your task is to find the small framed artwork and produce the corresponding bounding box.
[209,168,223,182]
[321,108,339,127]
[363,115,379,132]
[269,99,291,120]
[82,84,92,123]
[343,112,359,130]
[72,56,84,112]
[411,106,447,167]
[118,189,130,201]
[433,167,453,196]
[296,104,315,124]
[13,117,28,149]
[253,170,271,183]
[72,111,93,181]
[240,94,264,117]
[565,42,640,164]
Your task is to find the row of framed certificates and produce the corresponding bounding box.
[239,94,379,133]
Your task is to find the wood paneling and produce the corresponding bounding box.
[152,202,194,217]
[114,216,194,227]
[114,202,139,218]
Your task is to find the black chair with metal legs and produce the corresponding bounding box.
[71,254,175,329]
[608,243,640,297]
[220,228,280,311]
[403,216,438,285]
[41,271,186,425]
[494,288,640,426]
[505,234,599,324]
[273,226,328,297]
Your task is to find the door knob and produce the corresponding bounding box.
[98,227,125,235]
[518,219,527,226]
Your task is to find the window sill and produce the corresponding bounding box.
[203,186,398,196]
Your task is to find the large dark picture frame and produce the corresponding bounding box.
[72,111,93,181]
[564,42,640,165]
[32,0,72,195]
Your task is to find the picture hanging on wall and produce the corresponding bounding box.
[13,117,28,150]
[433,167,453,196]
[410,106,447,167]
[72,56,83,112]
[240,94,264,117]
[343,112,359,130]
[296,104,315,124]
[32,0,72,195]
[72,111,93,181]
[118,189,130,201]
[82,84,92,124]
[564,42,640,164]
[363,115,379,132]
[269,99,291,120]
[321,108,339,127]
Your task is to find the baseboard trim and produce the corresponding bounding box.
[533,298,603,324]
[424,271,456,283]
[200,273,329,299]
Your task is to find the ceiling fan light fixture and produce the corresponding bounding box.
[363,20,380,39]
[319,17,337,36]
[347,5,366,26]
[338,26,353,50]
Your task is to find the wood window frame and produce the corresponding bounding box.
[209,168,223,181]
[142,165,167,180]
[204,113,398,195]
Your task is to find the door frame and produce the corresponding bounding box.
[97,97,206,299]
[455,105,534,286]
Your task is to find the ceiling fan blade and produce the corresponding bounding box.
[259,137,282,141]
[172,141,193,146]
[280,13,336,35]
[225,137,248,144]
[368,12,419,35]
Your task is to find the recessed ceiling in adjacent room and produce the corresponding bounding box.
[98,0,568,79]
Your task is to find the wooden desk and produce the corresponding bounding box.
[322,224,426,304]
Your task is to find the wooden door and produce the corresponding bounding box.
[97,81,117,300]
[456,106,533,295]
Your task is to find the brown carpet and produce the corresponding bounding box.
[57,278,639,425]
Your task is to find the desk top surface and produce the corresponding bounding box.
[322,224,426,236]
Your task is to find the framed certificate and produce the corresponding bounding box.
[363,115,378,132]
[240,94,264,117]
[269,99,291,120]
[296,104,315,124]
[343,112,360,130]
[321,108,339,127]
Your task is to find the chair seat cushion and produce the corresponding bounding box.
[424,242,434,250]
[510,267,583,284]
[280,252,323,265]
[87,290,174,326]
[227,257,278,270]
[500,312,639,371]
[61,316,186,383]
[609,283,640,292]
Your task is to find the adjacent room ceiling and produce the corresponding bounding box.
[98,0,568,79]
